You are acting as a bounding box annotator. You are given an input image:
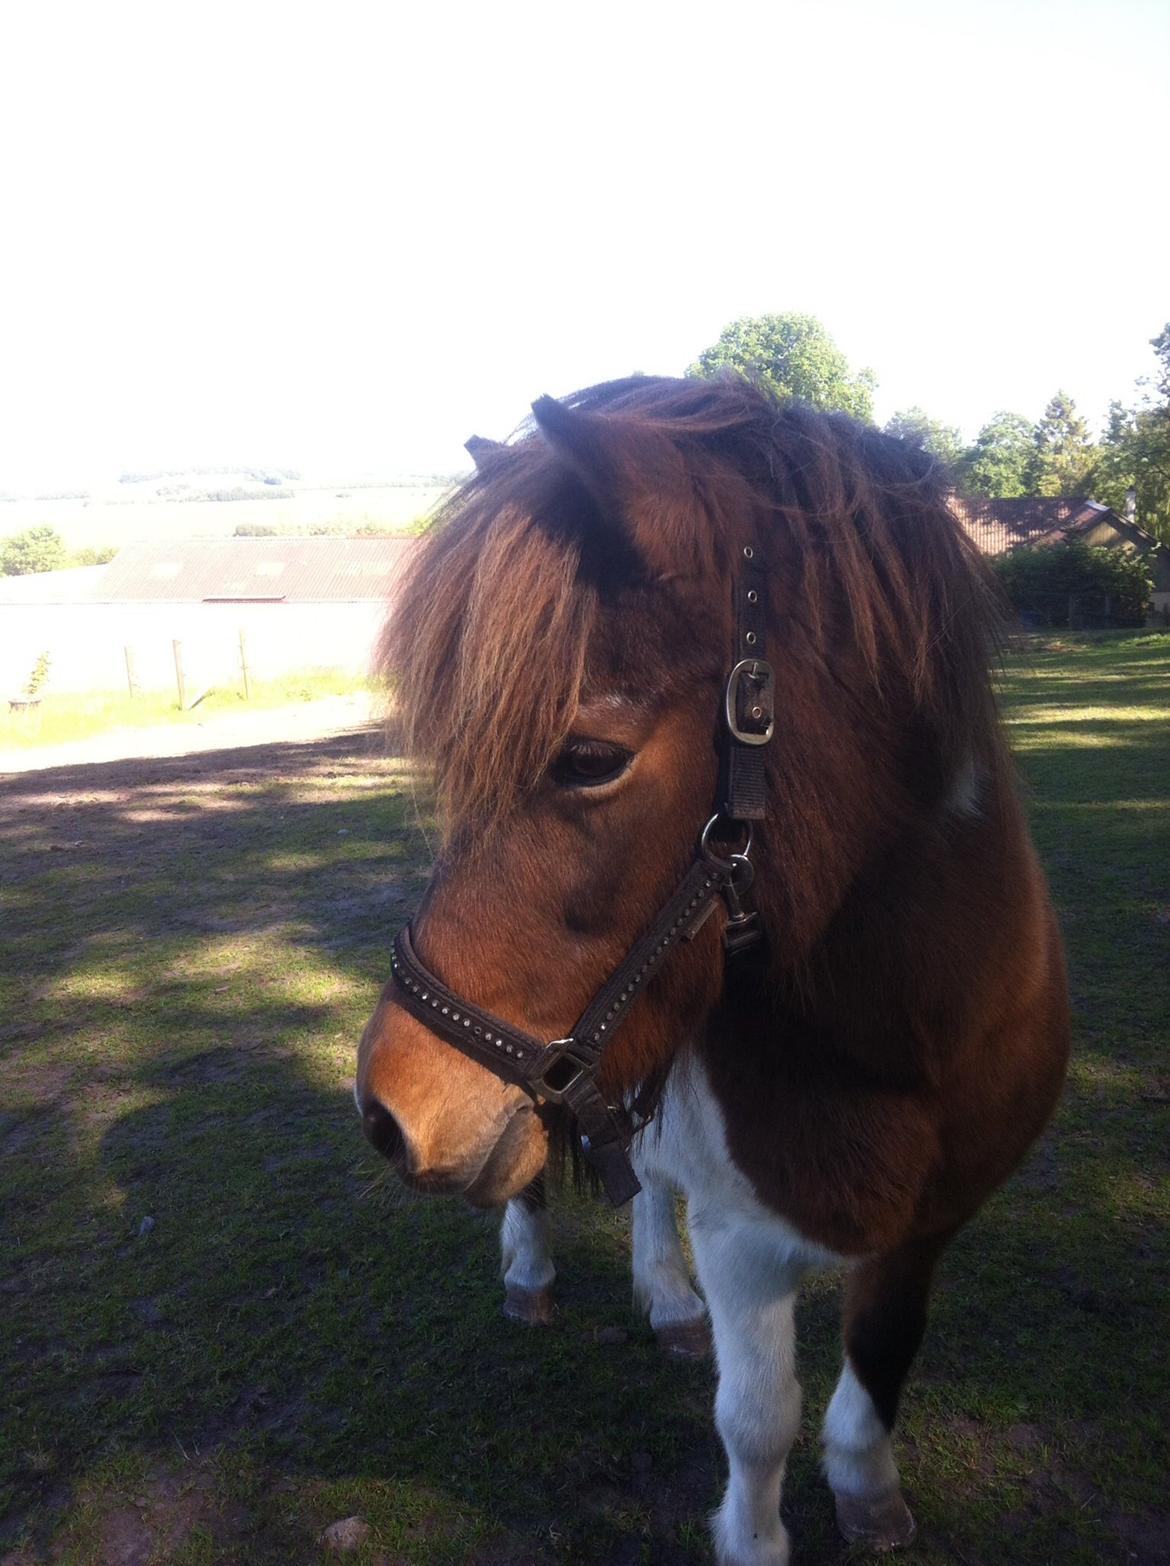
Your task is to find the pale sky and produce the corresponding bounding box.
[1,0,1166,488]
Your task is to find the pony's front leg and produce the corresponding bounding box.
[630,1171,709,1357]
[499,1177,554,1325]
[689,1212,806,1566]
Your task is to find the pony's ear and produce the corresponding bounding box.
[530,396,623,514]
[464,435,505,472]
[531,394,704,580]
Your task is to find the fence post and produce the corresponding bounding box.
[172,639,187,710]
[124,646,138,698]
[238,628,250,701]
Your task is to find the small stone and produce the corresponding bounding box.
[138,1216,155,1238]
[321,1516,371,1552]
[594,1325,628,1346]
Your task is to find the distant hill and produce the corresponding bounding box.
[0,470,460,551]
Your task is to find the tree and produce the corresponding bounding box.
[0,525,67,576]
[883,407,963,473]
[688,313,876,421]
[955,411,1037,498]
[1032,391,1097,497]
[1091,325,1170,544]
[1152,321,1170,400]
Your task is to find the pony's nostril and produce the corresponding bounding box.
[362,1099,406,1164]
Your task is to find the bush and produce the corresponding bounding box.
[1,525,67,576]
[992,540,1153,627]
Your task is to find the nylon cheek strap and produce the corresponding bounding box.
[719,545,773,821]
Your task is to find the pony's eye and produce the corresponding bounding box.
[551,739,632,789]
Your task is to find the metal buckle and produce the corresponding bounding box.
[724,658,775,745]
[532,1038,591,1103]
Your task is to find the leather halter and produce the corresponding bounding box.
[389,545,774,1206]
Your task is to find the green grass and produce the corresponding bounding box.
[0,669,370,752]
[0,633,1167,1564]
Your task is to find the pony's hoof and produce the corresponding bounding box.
[835,1489,917,1551]
[655,1315,712,1359]
[502,1284,554,1326]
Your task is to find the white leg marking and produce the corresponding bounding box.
[690,1214,806,1566]
[822,1360,899,1501]
[500,1197,554,1293]
[630,1061,841,1563]
[630,1170,705,1332]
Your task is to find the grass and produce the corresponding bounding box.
[0,631,1167,1564]
[0,669,370,752]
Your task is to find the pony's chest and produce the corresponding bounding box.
[640,1050,934,1258]
[635,1059,843,1271]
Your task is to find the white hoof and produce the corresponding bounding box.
[835,1488,917,1551]
[502,1284,554,1326]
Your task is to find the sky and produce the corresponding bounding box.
[1,0,1167,488]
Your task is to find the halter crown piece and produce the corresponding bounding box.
[389,547,774,1205]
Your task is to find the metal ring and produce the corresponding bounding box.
[699,813,753,870]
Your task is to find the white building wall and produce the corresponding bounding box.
[1,600,388,696]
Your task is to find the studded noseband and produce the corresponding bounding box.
[389,546,773,1205]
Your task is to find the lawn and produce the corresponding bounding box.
[0,670,371,754]
[1,633,1167,1565]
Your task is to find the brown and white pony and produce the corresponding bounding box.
[356,376,1069,1564]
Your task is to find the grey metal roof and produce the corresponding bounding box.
[96,536,416,602]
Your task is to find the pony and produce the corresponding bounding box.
[356,375,1069,1564]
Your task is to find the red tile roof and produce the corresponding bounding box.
[947,496,1111,556]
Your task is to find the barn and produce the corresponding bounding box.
[0,536,414,698]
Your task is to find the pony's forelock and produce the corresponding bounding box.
[379,375,1005,838]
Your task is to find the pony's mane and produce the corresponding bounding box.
[380,375,1003,833]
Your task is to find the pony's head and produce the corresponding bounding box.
[356,375,1001,1205]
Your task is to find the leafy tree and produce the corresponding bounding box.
[1152,321,1170,400]
[1091,325,1170,544]
[956,411,1037,498]
[0,525,67,576]
[883,407,963,472]
[688,313,876,421]
[1032,391,1097,497]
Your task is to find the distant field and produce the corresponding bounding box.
[0,479,454,552]
[0,632,1167,1565]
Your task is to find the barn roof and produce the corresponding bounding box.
[96,535,416,602]
[948,496,1105,555]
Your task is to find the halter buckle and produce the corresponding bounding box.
[532,1038,592,1104]
[725,658,775,746]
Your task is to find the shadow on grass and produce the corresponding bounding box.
[1,667,1168,1565]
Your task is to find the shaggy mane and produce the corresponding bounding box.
[379,375,1003,834]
